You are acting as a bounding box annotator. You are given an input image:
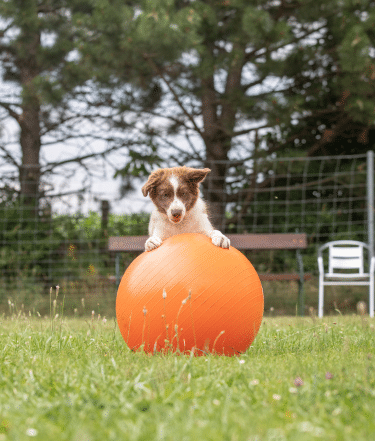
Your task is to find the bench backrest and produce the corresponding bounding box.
[108,233,307,252]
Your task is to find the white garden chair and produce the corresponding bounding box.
[317,241,375,318]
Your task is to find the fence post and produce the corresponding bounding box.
[101,200,109,235]
[100,200,110,268]
[367,150,374,260]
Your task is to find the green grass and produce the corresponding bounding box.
[0,313,374,441]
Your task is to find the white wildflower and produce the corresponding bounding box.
[26,428,38,437]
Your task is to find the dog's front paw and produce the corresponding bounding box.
[210,230,230,249]
[145,235,163,251]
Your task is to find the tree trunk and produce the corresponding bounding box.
[204,144,231,232]
[18,29,42,218]
[19,103,41,216]
[201,45,245,231]
[101,200,110,268]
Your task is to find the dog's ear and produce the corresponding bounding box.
[185,168,211,185]
[142,169,164,197]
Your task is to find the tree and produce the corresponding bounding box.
[271,0,375,157]
[228,0,375,239]
[90,0,352,224]
[1,1,77,212]
[0,0,148,217]
[0,0,156,289]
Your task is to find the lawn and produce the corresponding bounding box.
[0,313,374,441]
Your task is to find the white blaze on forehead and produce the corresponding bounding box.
[169,175,180,195]
[167,174,185,217]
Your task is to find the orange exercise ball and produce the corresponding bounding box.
[116,233,264,356]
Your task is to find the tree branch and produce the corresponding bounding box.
[40,144,137,174]
[247,22,327,63]
[241,75,268,93]
[0,101,21,122]
[0,145,20,168]
[143,54,204,137]
[232,123,271,138]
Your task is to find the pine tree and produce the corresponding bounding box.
[0,0,95,214]
[88,0,344,222]
[266,0,375,157]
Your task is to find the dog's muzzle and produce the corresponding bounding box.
[171,209,182,223]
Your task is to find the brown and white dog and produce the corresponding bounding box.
[141,166,230,251]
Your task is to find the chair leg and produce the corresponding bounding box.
[318,278,324,318]
[370,276,374,318]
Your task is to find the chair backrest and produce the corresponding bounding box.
[328,243,364,275]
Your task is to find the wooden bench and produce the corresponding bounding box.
[108,233,312,316]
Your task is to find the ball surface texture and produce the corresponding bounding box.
[116,233,263,356]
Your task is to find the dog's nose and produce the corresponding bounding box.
[172,209,182,219]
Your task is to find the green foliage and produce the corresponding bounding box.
[114,144,164,181]
[242,7,274,43]
[0,191,150,293]
[339,25,371,72]
[0,0,94,104]
[42,210,149,282]
[0,194,54,282]
[279,0,375,155]
[53,210,149,242]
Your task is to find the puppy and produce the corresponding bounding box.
[141,166,230,251]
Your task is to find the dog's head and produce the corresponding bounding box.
[142,166,210,224]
